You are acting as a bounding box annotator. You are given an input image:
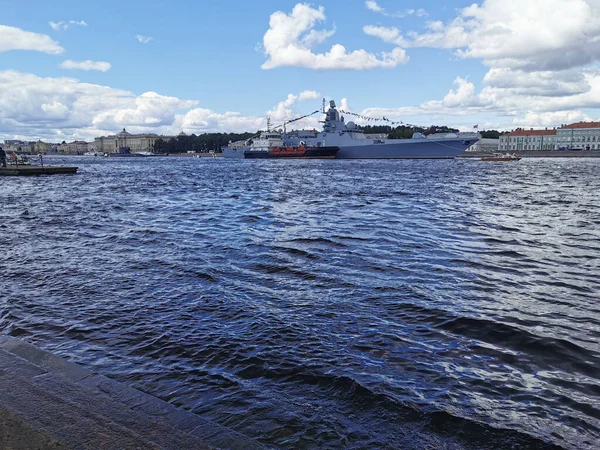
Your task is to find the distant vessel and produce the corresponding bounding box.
[284,100,479,159]
[481,153,521,162]
[104,147,149,157]
[222,125,285,159]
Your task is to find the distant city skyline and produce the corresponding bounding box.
[1,0,600,141]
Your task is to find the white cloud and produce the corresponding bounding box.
[360,0,600,130]
[441,77,477,108]
[0,70,325,141]
[510,111,591,129]
[365,1,384,14]
[371,0,600,72]
[349,66,600,131]
[60,60,112,72]
[0,70,198,141]
[299,90,320,101]
[262,3,409,70]
[0,25,64,54]
[265,90,322,125]
[365,1,427,18]
[363,25,405,46]
[136,35,153,44]
[49,20,87,31]
[483,68,590,97]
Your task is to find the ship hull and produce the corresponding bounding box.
[244,151,270,158]
[264,146,338,159]
[224,146,339,159]
[335,138,474,159]
[222,147,246,159]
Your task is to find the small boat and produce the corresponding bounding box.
[104,147,149,157]
[480,153,521,161]
[6,152,31,165]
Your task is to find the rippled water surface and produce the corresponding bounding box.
[2,155,600,449]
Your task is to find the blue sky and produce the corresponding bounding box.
[1,0,600,141]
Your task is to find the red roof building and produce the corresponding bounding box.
[560,121,600,129]
[504,129,556,137]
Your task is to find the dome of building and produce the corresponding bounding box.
[117,128,132,137]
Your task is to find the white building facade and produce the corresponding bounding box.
[499,129,557,151]
[466,138,499,152]
[556,122,600,150]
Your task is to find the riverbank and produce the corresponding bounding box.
[0,335,263,449]
[460,150,600,158]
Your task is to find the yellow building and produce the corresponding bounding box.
[95,128,172,153]
[33,140,49,153]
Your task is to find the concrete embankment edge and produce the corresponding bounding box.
[0,335,264,449]
[459,150,600,158]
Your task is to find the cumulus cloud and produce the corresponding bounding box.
[440,77,477,108]
[262,3,409,70]
[368,0,600,72]
[363,25,405,46]
[60,60,112,72]
[365,1,384,13]
[136,35,153,44]
[483,68,591,97]
[0,25,64,54]
[0,70,198,141]
[510,110,591,129]
[360,0,600,129]
[265,90,322,124]
[353,67,600,131]
[365,1,427,18]
[0,70,326,140]
[49,20,87,31]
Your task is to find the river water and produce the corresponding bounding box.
[1,156,599,449]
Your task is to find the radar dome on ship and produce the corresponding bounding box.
[346,121,357,130]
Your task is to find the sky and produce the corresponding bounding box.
[2,0,600,142]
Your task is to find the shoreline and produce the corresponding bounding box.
[459,150,600,158]
[0,335,263,449]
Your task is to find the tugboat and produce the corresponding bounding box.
[223,119,284,159]
[223,118,339,159]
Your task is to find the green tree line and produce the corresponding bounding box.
[153,132,255,154]
[359,124,460,138]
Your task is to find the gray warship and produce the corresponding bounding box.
[283,100,479,159]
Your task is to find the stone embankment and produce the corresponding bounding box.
[0,335,263,450]
[460,150,600,158]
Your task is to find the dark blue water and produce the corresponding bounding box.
[1,156,599,449]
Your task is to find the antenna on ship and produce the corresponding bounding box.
[322,98,326,114]
[266,117,271,132]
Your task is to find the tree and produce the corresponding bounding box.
[480,130,502,139]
